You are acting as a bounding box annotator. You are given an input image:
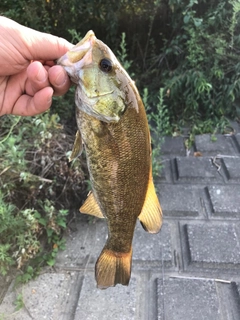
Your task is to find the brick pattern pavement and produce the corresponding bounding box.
[1,132,240,320]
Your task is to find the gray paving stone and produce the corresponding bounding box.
[157,277,221,320]
[133,222,173,267]
[195,134,235,155]
[156,158,173,183]
[157,184,202,217]
[183,223,240,268]
[229,121,240,134]
[160,136,186,156]
[207,185,240,217]
[219,281,240,319]
[0,273,73,320]
[222,157,240,180]
[74,274,137,320]
[56,216,107,268]
[0,275,12,303]
[57,217,173,271]
[234,133,240,152]
[174,156,222,182]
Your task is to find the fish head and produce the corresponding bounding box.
[58,30,135,123]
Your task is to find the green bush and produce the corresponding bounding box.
[156,0,240,131]
[1,0,239,128]
[0,112,86,277]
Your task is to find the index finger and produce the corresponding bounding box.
[48,65,71,96]
[26,61,50,96]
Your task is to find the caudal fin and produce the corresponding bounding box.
[95,247,132,289]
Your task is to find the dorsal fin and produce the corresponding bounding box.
[138,172,162,233]
[80,191,104,218]
[69,130,83,162]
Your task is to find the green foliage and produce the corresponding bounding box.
[117,32,134,77]
[2,0,239,129]
[144,88,171,176]
[14,293,24,311]
[229,0,240,47]
[159,0,240,128]
[0,112,86,279]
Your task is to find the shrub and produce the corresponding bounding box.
[0,112,87,277]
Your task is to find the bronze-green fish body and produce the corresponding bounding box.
[58,31,162,289]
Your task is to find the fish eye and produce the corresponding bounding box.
[99,58,112,73]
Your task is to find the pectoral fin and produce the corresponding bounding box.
[138,176,162,233]
[69,130,83,162]
[80,191,104,218]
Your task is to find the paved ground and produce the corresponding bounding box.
[1,127,240,320]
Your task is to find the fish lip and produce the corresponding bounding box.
[57,31,97,82]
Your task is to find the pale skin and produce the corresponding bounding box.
[0,16,73,117]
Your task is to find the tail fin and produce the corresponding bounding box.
[95,247,132,289]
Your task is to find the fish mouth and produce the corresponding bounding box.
[57,30,96,83]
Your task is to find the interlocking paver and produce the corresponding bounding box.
[56,216,106,268]
[195,134,235,155]
[74,274,137,320]
[157,184,202,217]
[207,185,240,217]
[157,278,221,320]
[183,223,240,268]
[160,136,186,157]
[0,273,73,320]
[234,133,240,151]
[2,130,240,320]
[133,222,173,267]
[222,157,240,181]
[174,156,222,182]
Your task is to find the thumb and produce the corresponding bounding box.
[24,27,73,61]
[0,16,73,61]
[23,28,74,61]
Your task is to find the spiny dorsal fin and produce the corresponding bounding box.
[69,130,83,162]
[80,191,104,218]
[138,174,162,234]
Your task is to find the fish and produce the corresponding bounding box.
[57,31,162,289]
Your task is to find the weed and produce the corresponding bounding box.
[144,87,171,176]
[117,32,135,77]
[0,112,86,281]
[14,293,24,311]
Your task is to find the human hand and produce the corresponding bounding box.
[0,16,73,117]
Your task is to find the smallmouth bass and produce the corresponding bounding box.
[58,31,162,289]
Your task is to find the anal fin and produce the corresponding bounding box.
[80,191,104,219]
[138,176,162,233]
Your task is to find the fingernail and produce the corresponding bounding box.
[36,67,47,82]
[47,88,54,103]
[55,71,66,86]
